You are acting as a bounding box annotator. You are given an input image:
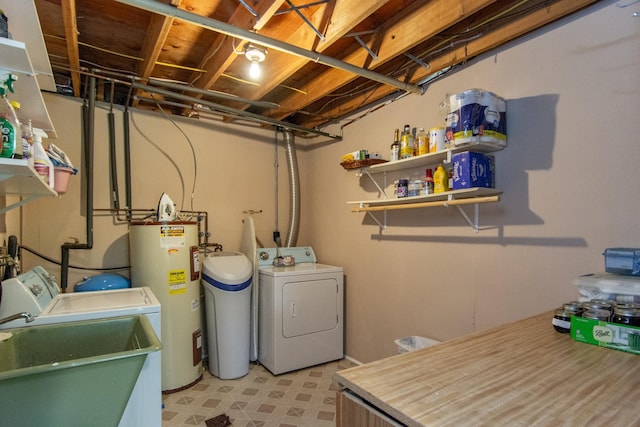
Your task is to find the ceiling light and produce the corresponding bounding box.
[244,43,267,79]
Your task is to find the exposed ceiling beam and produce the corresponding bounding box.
[131,2,179,106]
[265,0,499,121]
[60,0,81,97]
[300,0,601,129]
[232,0,391,104]
[189,0,285,91]
[113,0,423,94]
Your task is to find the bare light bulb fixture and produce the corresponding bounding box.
[244,43,267,79]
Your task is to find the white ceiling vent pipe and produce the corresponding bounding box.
[282,130,300,248]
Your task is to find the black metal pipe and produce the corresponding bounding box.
[60,76,96,292]
[108,111,120,210]
[123,109,132,220]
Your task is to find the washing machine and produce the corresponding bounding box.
[257,246,343,375]
[0,266,162,427]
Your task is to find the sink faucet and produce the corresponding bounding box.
[0,312,35,325]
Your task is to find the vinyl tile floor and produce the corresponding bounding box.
[161,359,357,427]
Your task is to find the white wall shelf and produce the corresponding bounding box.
[0,1,59,213]
[0,158,57,213]
[0,37,56,137]
[346,142,505,232]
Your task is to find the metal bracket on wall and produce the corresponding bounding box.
[353,194,500,233]
[356,169,388,198]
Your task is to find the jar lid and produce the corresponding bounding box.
[582,308,610,320]
[583,301,613,310]
[616,302,640,309]
[562,302,583,313]
[613,307,640,318]
[554,308,573,318]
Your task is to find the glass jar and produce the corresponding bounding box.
[562,302,584,316]
[582,308,611,321]
[582,300,614,314]
[552,309,572,333]
[611,307,640,327]
[396,179,409,198]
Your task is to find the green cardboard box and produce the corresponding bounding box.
[571,316,640,356]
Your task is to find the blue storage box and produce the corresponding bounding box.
[451,151,495,190]
[604,248,640,276]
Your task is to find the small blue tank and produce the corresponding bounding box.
[74,274,131,292]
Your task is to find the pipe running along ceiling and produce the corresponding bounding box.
[35,0,600,135]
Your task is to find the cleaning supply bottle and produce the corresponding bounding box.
[21,118,34,168]
[434,164,449,194]
[32,127,55,189]
[0,74,21,158]
[9,100,23,159]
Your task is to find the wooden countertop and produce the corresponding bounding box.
[334,311,640,426]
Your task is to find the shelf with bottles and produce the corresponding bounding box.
[369,141,504,174]
[346,141,504,232]
[0,37,56,137]
[0,157,57,213]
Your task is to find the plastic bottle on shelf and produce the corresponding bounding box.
[9,100,24,159]
[434,164,449,194]
[416,128,428,156]
[399,124,413,159]
[390,128,400,161]
[0,74,22,158]
[21,118,34,168]
[424,168,434,195]
[32,127,55,188]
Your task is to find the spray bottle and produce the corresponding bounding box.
[0,74,21,158]
[32,127,55,189]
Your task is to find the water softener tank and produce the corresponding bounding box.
[129,221,202,392]
[202,252,253,379]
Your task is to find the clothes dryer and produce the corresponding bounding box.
[257,247,343,375]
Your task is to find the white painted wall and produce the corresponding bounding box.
[12,1,640,363]
[300,0,640,361]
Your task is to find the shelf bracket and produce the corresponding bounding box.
[366,210,387,232]
[358,169,388,198]
[0,194,43,214]
[443,197,481,233]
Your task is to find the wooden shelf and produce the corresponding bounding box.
[347,187,502,209]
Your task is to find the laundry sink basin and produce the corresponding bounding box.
[0,315,161,427]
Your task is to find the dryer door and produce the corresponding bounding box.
[282,278,338,338]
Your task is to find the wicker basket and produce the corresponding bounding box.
[340,158,387,170]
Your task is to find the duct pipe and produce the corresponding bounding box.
[282,130,300,248]
[114,0,423,95]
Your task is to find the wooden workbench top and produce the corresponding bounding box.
[334,311,640,426]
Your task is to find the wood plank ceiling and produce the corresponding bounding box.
[35,0,599,136]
